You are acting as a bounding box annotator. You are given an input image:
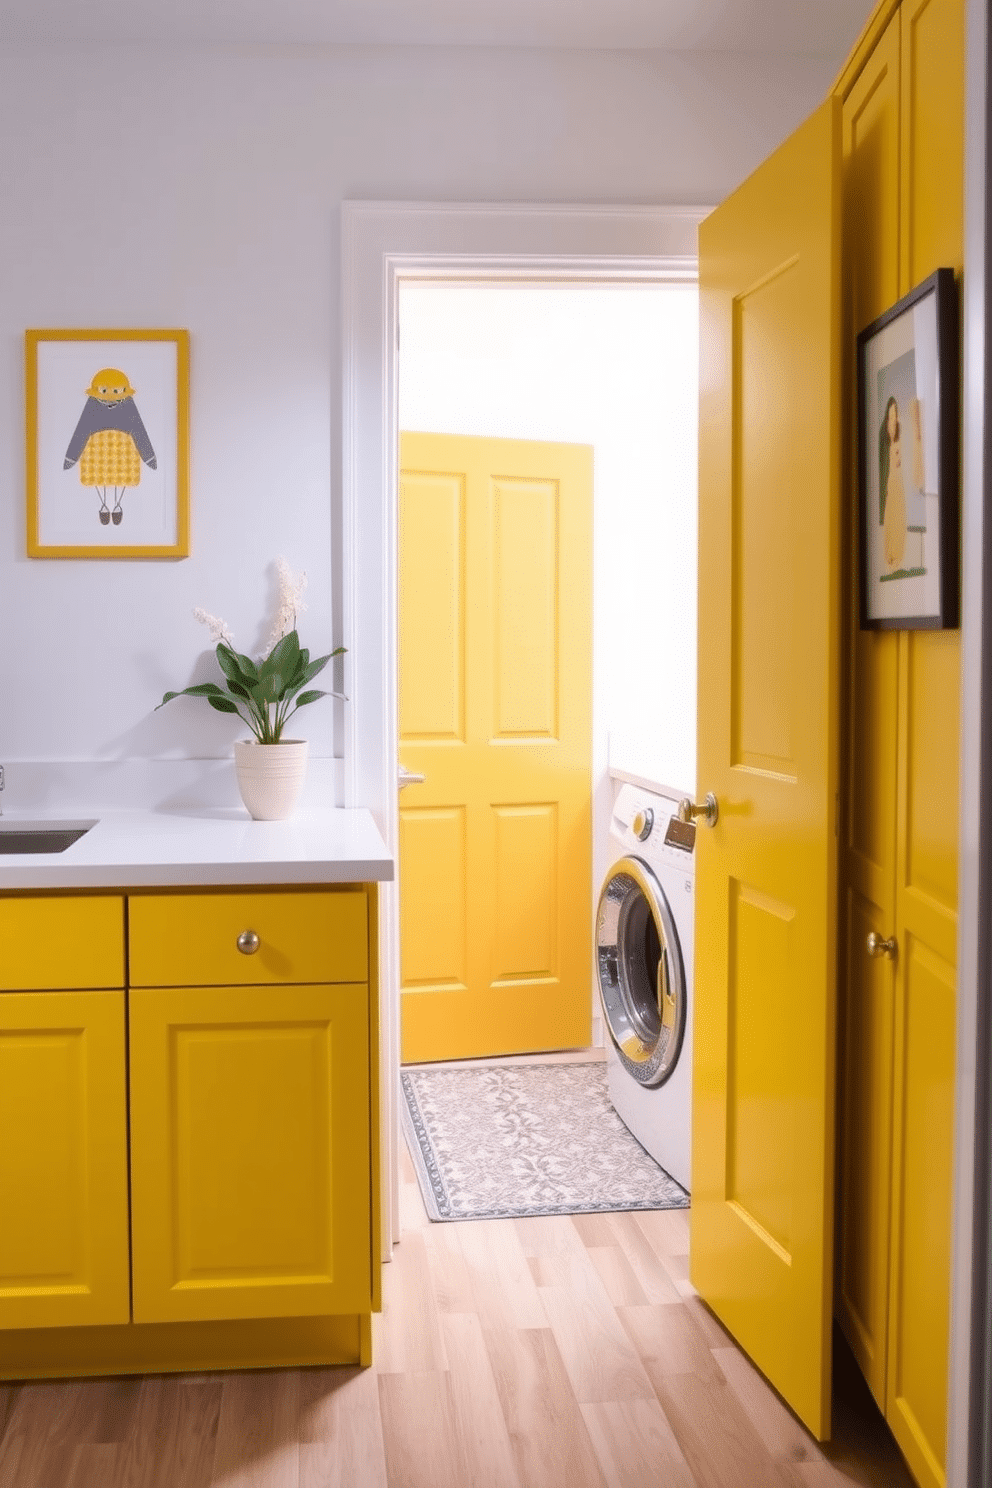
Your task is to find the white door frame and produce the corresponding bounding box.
[339,200,705,1254]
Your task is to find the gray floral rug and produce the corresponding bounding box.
[400,1060,689,1222]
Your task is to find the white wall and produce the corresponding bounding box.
[0,42,838,801]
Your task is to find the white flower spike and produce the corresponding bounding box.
[193,607,235,647]
[264,557,308,654]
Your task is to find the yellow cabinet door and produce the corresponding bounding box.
[835,10,902,1410]
[398,432,593,1061]
[885,3,964,1483]
[129,983,372,1324]
[691,96,841,1441]
[0,990,130,1330]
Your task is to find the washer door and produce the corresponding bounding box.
[596,855,686,1087]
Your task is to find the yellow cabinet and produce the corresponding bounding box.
[128,980,372,1325]
[0,881,379,1377]
[0,986,130,1330]
[836,4,963,1485]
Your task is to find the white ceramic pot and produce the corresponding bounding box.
[233,739,309,821]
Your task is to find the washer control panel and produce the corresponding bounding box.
[612,783,696,866]
[663,816,696,853]
[632,808,654,841]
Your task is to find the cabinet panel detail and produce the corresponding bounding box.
[0,897,124,991]
[887,935,955,1488]
[901,0,965,287]
[129,983,371,1325]
[904,631,960,918]
[399,470,466,743]
[0,991,129,1330]
[836,887,894,1407]
[128,890,368,988]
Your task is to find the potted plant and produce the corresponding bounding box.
[157,560,344,819]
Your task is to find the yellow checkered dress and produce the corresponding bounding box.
[78,428,142,487]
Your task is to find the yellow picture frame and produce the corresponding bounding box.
[26,328,190,560]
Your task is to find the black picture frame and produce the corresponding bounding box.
[856,267,959,630]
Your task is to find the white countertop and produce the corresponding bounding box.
[0,807,393,890]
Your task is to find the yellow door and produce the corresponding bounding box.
[129,983,372,1324]
[398,432,593,1062]
[691,96,842,1440]
[885,2,963,1482]
[835,10,901,1410]
[0,990,130,1329]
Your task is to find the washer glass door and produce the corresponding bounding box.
[596,856,686,1087]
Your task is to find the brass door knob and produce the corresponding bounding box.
[237,929,261,956]
[678,793,719,828]
[866,931,897,960]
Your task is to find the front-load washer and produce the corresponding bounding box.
[596,780,695,1191]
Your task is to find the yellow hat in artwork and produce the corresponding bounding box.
[86,368,136,400]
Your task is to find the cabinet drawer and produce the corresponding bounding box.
[0,896,125,991]
[128,889,368,987]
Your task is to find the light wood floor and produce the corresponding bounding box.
[0,1051,916,1488]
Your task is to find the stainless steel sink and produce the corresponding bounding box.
[0,822,96,854]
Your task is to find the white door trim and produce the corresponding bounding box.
[340,200,706,1253]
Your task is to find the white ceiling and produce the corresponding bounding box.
[1,0,876,55]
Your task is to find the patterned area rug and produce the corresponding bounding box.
[400,1060,689,1222]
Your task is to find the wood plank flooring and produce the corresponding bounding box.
[0,1052,917,1488]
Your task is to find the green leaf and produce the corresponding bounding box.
[262,630,300,680]
[300,653,331,684]
[206,695,240,714]
[235,650,259,680]
[216,645,256,689]
[225,679,251,700]
[294,689,329,708]
[251,672,283,705]
[156,681,230,711]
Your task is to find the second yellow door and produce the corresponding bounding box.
[398,432,593,1062]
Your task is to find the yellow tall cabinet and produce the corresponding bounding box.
[835,3,963,1486]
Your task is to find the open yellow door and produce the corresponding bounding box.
[398,432,592,1063]
[690,96,841,1440]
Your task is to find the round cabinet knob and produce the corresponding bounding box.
[678,793,719,828]
[237,929,261,956]
[866,931,897,960]
[632,808,654,841]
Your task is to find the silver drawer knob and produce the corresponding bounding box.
[237,929,260,956]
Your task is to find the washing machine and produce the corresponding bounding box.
[596,779,695,1192]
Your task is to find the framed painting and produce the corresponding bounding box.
[26,328,189,559]
[856,269,958,629]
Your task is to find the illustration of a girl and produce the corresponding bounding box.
[879,395,907,571]
[63,368,157,526]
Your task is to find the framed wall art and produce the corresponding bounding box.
[25,328,190,559]
[856,269,958,629]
